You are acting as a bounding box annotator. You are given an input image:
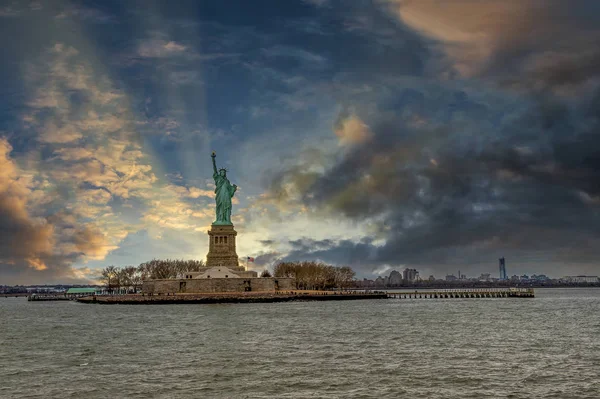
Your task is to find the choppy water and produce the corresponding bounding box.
[1,288,599,398]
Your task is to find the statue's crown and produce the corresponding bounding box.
[219,168,228,173]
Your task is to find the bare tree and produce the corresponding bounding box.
[129,267,143,292]
[273,261,356,290]
[338,266,356,290]
[260,269,272,278]
[101,266,119,294]
[175,259,205,278]
[136,258,206,280]
[120,266,138,293]
[139,259,177,280]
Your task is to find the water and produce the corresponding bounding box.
[1,288,599,398]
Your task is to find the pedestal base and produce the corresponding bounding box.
[206,224,240,268]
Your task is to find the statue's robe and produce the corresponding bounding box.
[213,173,236,224]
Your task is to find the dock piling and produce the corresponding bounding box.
[386,288,534,300]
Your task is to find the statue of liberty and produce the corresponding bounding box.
[211,152,237,225]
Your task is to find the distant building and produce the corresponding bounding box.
[445,274,457,282]
[374,276,386,287]
[402,268,419,282]
[479,273,491,281]
[26,286,64,293]
[428,275,436,282]
[531,274,550,282]
[388,270,403,286]
[361,278,375,288]
[561,276,599,283]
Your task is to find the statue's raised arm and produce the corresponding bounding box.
[211,151,218,176]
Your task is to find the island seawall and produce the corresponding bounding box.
[76,291,388,305]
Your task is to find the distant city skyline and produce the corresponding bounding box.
[369,261,582,281]
[360,266,600,289]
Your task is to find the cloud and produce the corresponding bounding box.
[137,39,187,58]
[73,225,117,260]
[54,4,115,23]
[168,70,202,85]
[142,195,210,231]
[259,73,600,276]
[261,45,329,69]
[39,122,83,143]
[279,237,379,270]
[1,41,165,283]
[166,184,200,198]
[234,0,600,277]
[390,0,600,91]
[0,138,54,271]
[334,114,373,146]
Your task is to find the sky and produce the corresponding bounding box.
[1,0,600,284]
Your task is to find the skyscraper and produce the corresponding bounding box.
[499,257,507,280]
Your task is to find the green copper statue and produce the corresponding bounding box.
[211,151,237,225]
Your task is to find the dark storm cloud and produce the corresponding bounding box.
[250,252,282,269]
[390,0,600,92]
[479,2,600,92]
[274,87,600,275]
[260,1,600,276]
[282,238,377,267]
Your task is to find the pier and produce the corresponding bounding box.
[27,293,71,301]
[387,288,534,299]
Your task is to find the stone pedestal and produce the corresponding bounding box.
[206,224,241,268]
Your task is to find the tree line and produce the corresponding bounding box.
[273,261,355,290]
[99,259,205,293]
[99,259,357,292]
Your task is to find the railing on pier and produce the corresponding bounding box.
[386,287,535,299]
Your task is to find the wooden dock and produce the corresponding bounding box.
[387,288,534,299]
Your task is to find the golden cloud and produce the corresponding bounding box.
[334,115,373,146]
[391,0,531,76]
[74,225,118,260]
[0,138,55,267]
